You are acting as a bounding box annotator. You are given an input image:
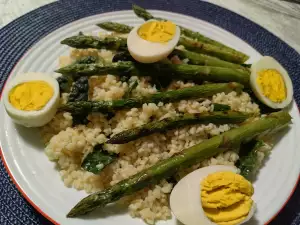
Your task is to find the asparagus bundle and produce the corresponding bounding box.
[61,35,127,51]
[60,83,243,114]
[108,112,251,144]
[62,32,249,70]
[172,49,249,72]
[56,61,250,84]
[132,4,249,63]
[62,32,247,64]
[67,111,291,217]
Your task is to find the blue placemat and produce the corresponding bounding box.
[0,0,299,224]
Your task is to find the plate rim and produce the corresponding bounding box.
[0,1,299,225]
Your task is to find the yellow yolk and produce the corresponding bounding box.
[256,69,286,103]
[138,21,176,43]
[201,171,254,225]
[9,81,54,111]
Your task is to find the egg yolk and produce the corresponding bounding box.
[201,171,254,225]
[138,21,176,43]
[9,81,54,111]
[256,69,286,103]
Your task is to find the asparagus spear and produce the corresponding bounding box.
[56,61,250,84]
[67,111,291,217]
[154,63,250,84]
[132,4,156,21]
[172,49,250,72]
[132,4,249,63]
[111,48,248,73]
[56,61,136,78]
[60,83,243,114]
[61,35,127,51]
[178,36,247,64]
[107,112,251,144]
[97,22,133,33]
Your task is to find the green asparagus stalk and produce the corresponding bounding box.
[172,49,250,72]
[67,111,291,217]
[107,112,251,144]
[132,4,249,63]
[56,61,250,84]
[178,36,247,64]
[61,35,127,51]
[132,4,156,21]
[154,62,250,84]
[97,22,133,33]
[60,83,243,114]
[56,61,136,77]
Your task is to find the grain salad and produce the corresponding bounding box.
[0,3,293,225]
[40,45,262,224]
[13,4,286,225]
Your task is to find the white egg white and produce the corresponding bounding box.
[127,20,180,63]
[3,72,60,127]
[250,56,293,109]
[170,165,256,225]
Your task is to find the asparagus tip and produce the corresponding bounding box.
[229,82,244,93]
[132,4,140,10]
[60,38,68,45]
[55,68,64,74]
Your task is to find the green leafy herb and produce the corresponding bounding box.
[112,51,134,62]
[213,103,231,112]
[81,144,118,174]
[68,76,89,125]
[237,140,266,179]
[57,75,73,93]
[68,76,89,102]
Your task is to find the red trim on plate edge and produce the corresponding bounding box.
[0,54,299,225]
[0,53,60,225]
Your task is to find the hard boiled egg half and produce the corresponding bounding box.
[250,56,293,109]
[127,20,180,63]
[3,72,60,127]
[170,165,256,225]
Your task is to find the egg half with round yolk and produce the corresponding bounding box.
[127,20,181,63]
[250,56,293,109]
[170,165,256,225]
[3,72,60,127]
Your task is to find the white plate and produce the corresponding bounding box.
[0,10,299,225]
